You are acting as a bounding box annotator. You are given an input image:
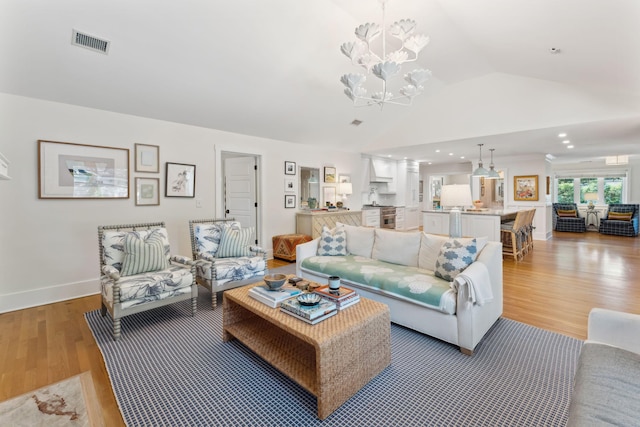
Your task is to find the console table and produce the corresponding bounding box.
[296,210,361,239]
[585,210,599,231]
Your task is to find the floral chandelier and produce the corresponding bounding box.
[340,0,431,109]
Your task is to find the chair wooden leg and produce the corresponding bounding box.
[191,297,197,316]
[211,291,217,309]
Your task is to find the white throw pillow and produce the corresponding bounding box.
[371,228,421,267]
[335,222,375,258]
[419,233,487,271]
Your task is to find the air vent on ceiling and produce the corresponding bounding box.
[71,29,110,54]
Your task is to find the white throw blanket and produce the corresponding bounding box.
[452,262,493,307]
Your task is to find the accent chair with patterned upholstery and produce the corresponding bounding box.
[189,218,267,308]
[598,204,639,237]
[552,203,586,233]
[98,222,197,340]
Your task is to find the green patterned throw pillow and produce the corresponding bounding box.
[317,226,347,256]
[120,233,168,276]
[216,226,254,257]
[434,238,479,282]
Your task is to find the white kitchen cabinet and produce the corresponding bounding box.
[422,210,512,242]
[395,207,405,230]
[0,152,10,180]
[362,208,380,228]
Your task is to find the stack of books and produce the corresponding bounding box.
[280,297,337,324]
[248,284,301,308]
[313,285,360,310]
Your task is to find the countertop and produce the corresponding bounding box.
[423,209,518,217]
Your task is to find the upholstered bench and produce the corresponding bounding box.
[272,233,312,261]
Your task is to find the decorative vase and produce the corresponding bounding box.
[308,198,317,209]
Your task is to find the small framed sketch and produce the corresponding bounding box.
[338,174,351,184]
[514,175,539,201]
[324,166,336,183]
[135,177,160,206]
[284,194,296,208]
[165,162,196,197]
[284,177,295,192]
[134,143,159,173]
[284,161,296,175]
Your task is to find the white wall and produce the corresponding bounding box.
[0,93,361,313]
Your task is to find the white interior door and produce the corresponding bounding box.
[224,155,258,243]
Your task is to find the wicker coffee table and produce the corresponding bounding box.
[223,281,391,420]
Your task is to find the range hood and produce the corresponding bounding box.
[370,159,393,183]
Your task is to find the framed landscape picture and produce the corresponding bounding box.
[165,162,196,197]
[135,177,160,206]
[514,175,539,201]
[324,166,336,183]
[37,139,129,199]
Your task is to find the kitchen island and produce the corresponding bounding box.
[296,210,362,239]
[422,209,517,242]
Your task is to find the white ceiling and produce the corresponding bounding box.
[1,0,639,165]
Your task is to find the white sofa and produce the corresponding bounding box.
[566,308,640,426]
[296,224,503,354]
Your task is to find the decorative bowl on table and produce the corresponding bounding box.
[473,201,484,208]
[263,274,288,290]
[297,293,322,306]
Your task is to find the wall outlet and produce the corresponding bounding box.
[196,199,202,208]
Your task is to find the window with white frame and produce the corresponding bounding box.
[554,171,627,204]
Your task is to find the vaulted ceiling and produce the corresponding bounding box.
[1,0,638,165]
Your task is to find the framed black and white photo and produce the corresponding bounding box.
[37,139,129,199]
[284,194,296,208]
[135,177,160,206]
[134,143,159,173]
[284,161,296,175]
[165,162,196,197]
[284,177,295,193]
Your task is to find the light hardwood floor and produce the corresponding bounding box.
[1,231,638,425]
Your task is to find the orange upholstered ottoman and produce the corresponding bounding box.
[272,234,313,261]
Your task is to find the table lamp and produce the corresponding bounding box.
[584,192,598,210]
[338,182,352,200]
[440,184,473,238]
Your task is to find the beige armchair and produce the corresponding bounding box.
[189,218,267,308]
[98,222,197,340]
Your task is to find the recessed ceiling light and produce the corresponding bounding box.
[428,162,432,165]
[435,149,440,153]
[403,157,408,160]
[460,156,465,159]
[558,133,567,138]
[448,153,453,156]
[567,145,574,149]
[562,140,570,144]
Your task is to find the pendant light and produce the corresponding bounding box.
[486,148,500,179]
[472,144,489,177]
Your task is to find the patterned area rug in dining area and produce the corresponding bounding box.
[85,282,583,427]
[0,372,103,427]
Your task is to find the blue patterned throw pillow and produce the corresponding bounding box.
[317,226,347,256]
[434,239,479,282]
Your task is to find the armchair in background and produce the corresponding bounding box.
[189,218,267,308]
[552,203,586,233]
[598,204,639,237]
[98,222,197,340]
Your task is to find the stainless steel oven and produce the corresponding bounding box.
[380,206,396,229]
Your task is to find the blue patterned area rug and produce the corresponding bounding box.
[86,288,582,426]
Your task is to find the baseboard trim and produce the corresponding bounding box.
[0,279,99,314]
